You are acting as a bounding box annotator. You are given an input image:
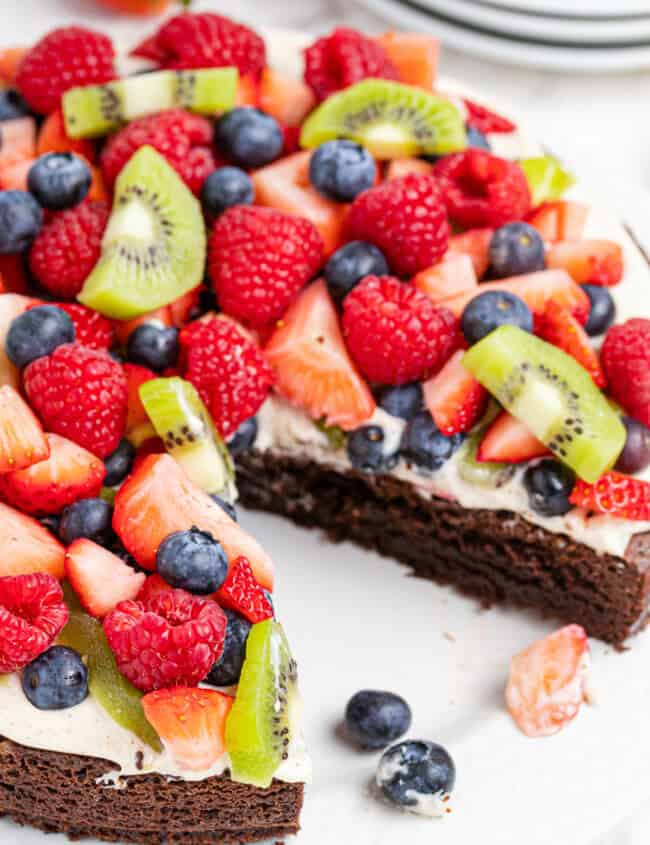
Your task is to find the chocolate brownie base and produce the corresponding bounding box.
[0,736,303,845]
[237,451,650,645]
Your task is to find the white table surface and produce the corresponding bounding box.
[3,3,650,844]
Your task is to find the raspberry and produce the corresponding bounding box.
[208,206,324,328]
[601,319,650,427]
[570,472,650,521]
[304,27,398,101]
[132,12,266,78]
[434,149,531,229]
[180,318,275,439]
[29,302,115,351]
[101,110,216,194]
[464,99,516,134]
[16,27,116,115]
[24,344,128,459]
[215,556,274,624]
[345,173,450,278]
[0,573,69,673]
[103,589,227,692]
[342,276,460,385]
[28,202,109,300]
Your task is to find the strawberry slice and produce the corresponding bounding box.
[265,279,376,431]
[36,107,96,163]
[527,201,588,243]
[477,411,549,463]
[0,501,65,579]
[0,432,104,515]
[536,300,606,388]
[463,99,515,134]
[123,363,156,435]
[0,117,36,172]
[423,350,487,436]
[0,293,40,390]
[0,254,29,294]
[376,32,439,90]
[142,687,233,772]
[412,253,478,303]
[65,539,146,618]
[258,68,317,127]
[0,385,49,474]
[546,240,623,287]
[570,471,650,520]
[448,228,493,279]
[215,556,274,624]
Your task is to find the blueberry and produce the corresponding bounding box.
[523,458,576,517]
[104,439,136,487]
[325,241,389,303]
[6,304,75,368]
[216,108,283,169]
[210,494,238,522]
[461,290,533,345]
[27,153,91,211]
[309,140,376,202]
[488,222,545,279]
[401,411,464,471]
[22,646,88,710]
[378,383,423,421]
[58,498,114,546]
[127,323,179,372]
[0,89,30,121]
[376,740,456,813]
[228,416,258,457]
[201,166,254,219]
[466,124,491,151]
[156,527,229,595]
[615,416,650,475]
[582,284,616,337]
[345,690,412,750]
[205,609,251,687]
[0,190,43,253]
[347,425,397,473]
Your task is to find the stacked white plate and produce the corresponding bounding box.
[357,0,650,71]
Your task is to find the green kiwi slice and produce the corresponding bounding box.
[78,146,206,319]
[300,79,467,159]
[519,156,574,206]
[62,68,238,139]
[463,325,625,483]
[226,620,301,788]
[139,376,236,500]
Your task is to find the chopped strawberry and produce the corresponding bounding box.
[142,687,233,772]
[569,472,650,520]
[36,107,96,163]
[123,363,157,435]
[375,31,439,90]
[265,279,376,431]
[385,157,433,181]
[0,47,28,84]
[0,385,49,474]
[215,556,274,623]
[0,117,36,172]
[0,501,65,579]
[258,68,316,128]
[448,228,493,279]
[168,287,201,328]
[235,73,259,107]
[527,201,588,243]
[423,350,487,436]
[65,539,146,618]
[546,240,623,287]
[463,99,515,134]
[0,255,29,295]
[477,412,549,464]
[536,301,606,388]
[412,253,478,302]
[506,624,591,738]
[0,157,34,191]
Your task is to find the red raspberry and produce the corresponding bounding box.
[28,302,115,351]
[342,276,460,385]
[464,99,516,134]
[0,573,69,673]
[24,344,128,459]
[304,27,398,101]
[29,202,109,300]
[208,206,324,328]
[215,556,274,624]
[16,27,116,115]
[434,149,531,229]
[570,472,650,521]
[601,319,650,427]
[346,173,450,278]
[103,589,227,692]
[132,12,266,78]
[101,110,216,195]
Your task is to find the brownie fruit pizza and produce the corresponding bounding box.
[0,11,648,844]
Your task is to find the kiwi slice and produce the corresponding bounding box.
[519,156,574,207]
[226,620,301,788]
[78,146,206,319]
[463,326,625,483]
[458,403,515,488]
[62,68,238,139]
[59,583,162,752]
[300,79,467,159]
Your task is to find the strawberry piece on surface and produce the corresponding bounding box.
[601,319,650,428]
[412,253,478,303]
[506,624,591,738]
[0,501,65,579]
[527,201,588,244]
[536,301,606,388]
[0,385,49,474]
[375,32,439,90]
[546,240,624,287]
[423,350,487,436]
[570,472,650,520]
[36,108,96,163]
[463,98,515,134]
[65,539,146,619]
[265,279,376,431]
[477,411,549,464]
[142,687,233,772]
[258,68,316,127]
[215,556,274,624]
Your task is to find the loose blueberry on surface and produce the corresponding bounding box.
[201,166,255,219]
[215,107,283,169]
[228,416,258,457]
[0,190,43,253]
[345,690,412,750]
[309,140,376,202]
[22,646,89,711]
[325,241,389,303]
[127,323,179,372]
[401,411,464,471]
[27,153,92,211]
[465,124,491,151]
[347,425,397,473]
[103,439,136,487]
[205,608,252,687]
[210,494,238,522]
[461,290,533,345]
[0,89,30,121]
[156,527,229,595]
[6,304,75,368]
[378,383,423,421]
[615,416,650,475]
[58,498,114,547]
[523,458,576,517]
[376,740,456,814]
[582,284,616,337]
[488,222,546,279]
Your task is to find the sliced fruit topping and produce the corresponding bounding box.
[215,556,274,624]
[375,32,439,91]
[477,411,548,464]
[412,253,478,303]
[448,228,493,279]
[546,240,624,287]
[569,471,650,520]
[527,200,588,244]
[601,319,650,428]
[423,350,487,436]
[536,301,606,389]
[37,107,96,161]
[258,68,316,128]
[463,98,515,134]
[0,117,37,172]
[463,325,626,483]
[0,385,49,473]
[385,157,433,180]
[226,619,301,788]
[0,501,65,579]
[458,425,515,489]
[124,363,157,435]
[506,624,590,738]
[65,539,146,618]
[519,156,574,207]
